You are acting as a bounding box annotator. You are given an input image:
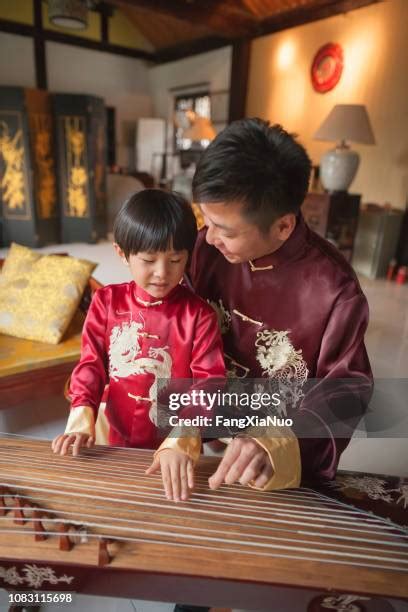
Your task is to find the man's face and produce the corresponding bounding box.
[200,201,295,263]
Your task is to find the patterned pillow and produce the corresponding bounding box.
[0,243,96,344]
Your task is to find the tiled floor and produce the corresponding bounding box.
[0,241,407,611]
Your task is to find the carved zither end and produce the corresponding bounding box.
[13,497,26,525]
[0,488,6,517]
[98,538,111,566]
[33,509,47,541]
[58,523,73,551]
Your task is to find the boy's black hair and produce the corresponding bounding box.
[113,189,197,258]
[192,118,312,231]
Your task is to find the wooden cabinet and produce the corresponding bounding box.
[53,94,107,243]
[353,207,403,278]
[0,87,58,247]
[301,192,361,262]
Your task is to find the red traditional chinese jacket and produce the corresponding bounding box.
[66,282,226,450]
[189,214,373,483]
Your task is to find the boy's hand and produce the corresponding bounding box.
[146,449,194,502]
[52,433,95,456]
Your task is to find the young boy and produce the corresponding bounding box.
[52,189,226,501]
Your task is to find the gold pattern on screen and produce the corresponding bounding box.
[30,113,57,219]
[63,116,89,217]
[0,116,29,217]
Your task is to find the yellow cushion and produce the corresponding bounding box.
[0,243,96,344]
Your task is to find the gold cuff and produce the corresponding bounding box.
[65,405,96,438]
[154,426,202,464]
[94,402,109,445]
[248,425,301,490]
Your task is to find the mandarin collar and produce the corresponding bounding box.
[132,282,182,306]
[248,214,309,271]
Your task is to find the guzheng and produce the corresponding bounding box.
[0,436,407,611]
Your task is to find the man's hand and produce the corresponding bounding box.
[208,437,273,489]
[52,433,95,456]
[146,449,194,502]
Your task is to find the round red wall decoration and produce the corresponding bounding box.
[311,43,343,93]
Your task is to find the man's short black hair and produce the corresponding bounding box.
[113,189,197,258]
[192,118,312,231]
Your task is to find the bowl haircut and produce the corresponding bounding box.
[114,189,198,259]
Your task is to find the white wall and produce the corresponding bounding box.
[247,0,408,209]
[46,42,153,168]
[148,46,232,157]
[0,32,35,87]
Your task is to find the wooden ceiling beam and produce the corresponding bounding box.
[112,0,257,37]
[155,35,231,64]
[256,0,384,37]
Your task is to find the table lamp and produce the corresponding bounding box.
[182,115,216,143]
[314,104,375,192]
[178,113,216,172]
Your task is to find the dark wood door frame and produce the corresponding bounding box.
[228,38,251,123]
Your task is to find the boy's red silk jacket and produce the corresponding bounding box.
[69,282,226,448]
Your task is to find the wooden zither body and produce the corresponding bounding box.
[0,437,407,611]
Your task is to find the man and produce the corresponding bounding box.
[188,118,372,493]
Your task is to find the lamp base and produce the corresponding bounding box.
[320,144,360,192]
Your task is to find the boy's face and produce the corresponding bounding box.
[200,201,296,264]
[114,245,188,299]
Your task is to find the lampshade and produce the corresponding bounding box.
[182,116,216,142]
[314,104,375,145]
[49,0,88,30]
[314,104,375,192]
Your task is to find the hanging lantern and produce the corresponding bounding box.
[48,0,88,30]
